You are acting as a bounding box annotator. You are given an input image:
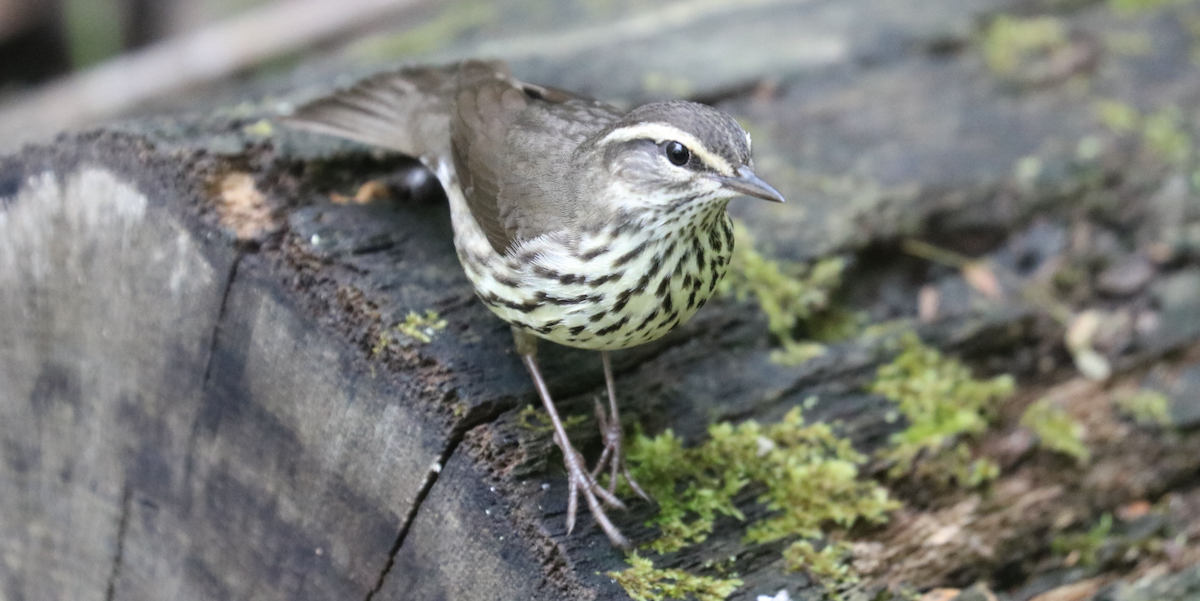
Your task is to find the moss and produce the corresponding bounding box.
[371,331,390,358]
[1014,155,1045,188]
[1113,389,1173,427]
[372,310,448,359]
[1142,106,1193,166]
[623,407,897,587]
[1051,513,1113,566]
[908,443,1001,488]
[515,404,585,434]
[1096,100,1195,167]
[1109,0,1191,13]
[781,541,858,587]
[607,552,743,601]
[981,15,1068,76]
[1052,510,1178,568]
[1021,398,1090,463]
[1095,99,1142,133]
[860,319,917,341]
[870,333,1015,484]
[770,340,829,366]
[242,119,275,138]
[395,310,447,344]
[720,220,857,365]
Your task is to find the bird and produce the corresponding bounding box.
[283,60,784,547]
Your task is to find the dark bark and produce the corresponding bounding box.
[3,1,1200,600]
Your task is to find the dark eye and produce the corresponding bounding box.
[663,141,690,166]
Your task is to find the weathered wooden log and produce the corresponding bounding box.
[4,1,1200,600]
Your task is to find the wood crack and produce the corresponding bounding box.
[364,400,509,600]
[182,251,244,493]
[104,483,133,601]
[363,440,456,601]
[201,252,244,387]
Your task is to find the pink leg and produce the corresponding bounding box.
[592,351,650,500]
[519,347,629,547]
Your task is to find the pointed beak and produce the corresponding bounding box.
[720,166,785,203]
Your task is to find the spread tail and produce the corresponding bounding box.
[282,60,509,165]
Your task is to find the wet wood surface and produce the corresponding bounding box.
[3,1,1200,600]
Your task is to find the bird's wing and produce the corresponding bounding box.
[449,61,520,254]
[451,62,621,254]
[282,62,495,163]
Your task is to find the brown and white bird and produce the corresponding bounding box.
[284,60,784,547]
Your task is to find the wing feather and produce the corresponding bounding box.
[451,65,622,253]
[285,59,624,255]
[284,63,499,163]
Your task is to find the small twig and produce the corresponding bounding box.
[904,237,1073,325]
[901,238,973,269]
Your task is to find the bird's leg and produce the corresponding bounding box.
[592,351,651,501]
[515,328,629,548]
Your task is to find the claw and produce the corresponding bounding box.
[521,347,631,547]
[624,464,651,501]
[591,397,613,480]
[562,445,629,546]
[566,469,579,534]
[588,351,655,503]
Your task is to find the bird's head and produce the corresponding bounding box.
[586,100,784,214]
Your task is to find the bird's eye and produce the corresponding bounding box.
[663,141,690,166]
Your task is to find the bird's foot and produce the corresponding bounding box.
[558,435,630,548]
[591,397,652,502]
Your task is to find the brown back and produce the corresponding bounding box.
[285,59,623,254]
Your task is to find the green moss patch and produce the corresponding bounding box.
[620,406,896,590]
[371,310,448,359]
[395,309,448,343]
[514,404,585,434]
[1051,513,1113,566]
[1096,100,1195,167]
[1109,0,1193,14]
[871,333,1015,485]
[1113,389,1173,427]
[720,220,857,365]
[1021,398,1090,463]
[981,15,1068,76]
[608,552,743,601]
[781,540,859,584]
